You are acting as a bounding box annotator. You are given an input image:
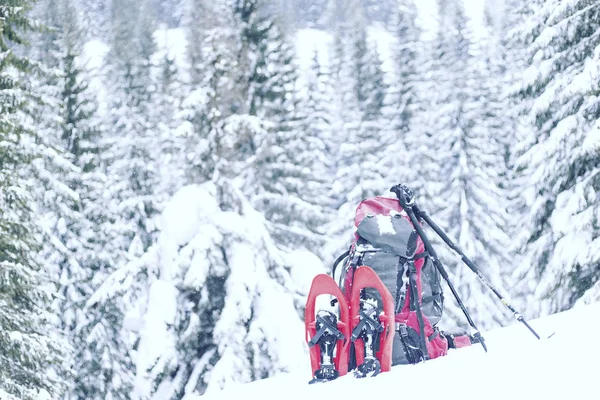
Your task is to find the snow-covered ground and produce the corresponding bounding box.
[185,301,600,400]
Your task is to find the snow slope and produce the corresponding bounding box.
[185,302,600,400]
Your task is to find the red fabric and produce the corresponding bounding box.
[453,335,472,349]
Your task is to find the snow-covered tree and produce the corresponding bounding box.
[384,0,423,188]
[249,50,334,253]
[327,9,391,253]
[104,0,160,255]
[91,180,308,399]
[180,24,240,184]
[0,1,67,398]
[415,0,512,330]
[75,0,112,39]
[361,0,397,26]
[178,0,223,86]
[152,41,187,198]
[293,0,329,28]
[227,1,330,251]
[512,0,600,315]
[27,0,137,398]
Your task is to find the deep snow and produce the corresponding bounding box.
[185,301,600,400]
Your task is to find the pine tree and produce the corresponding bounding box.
[417,0,512,330]
[230,1,331,251]
[328,8,391,254]
[512,0,600,315]
[90,175,308,399]
[152,32,186,197]
[0,0,67,398]
[28,0,135,398]
[385,0,422,188]
[180,23,239,184]
[104,0,160,255]
[482,0,534,312]
[178,0,220,86]
[75,0,112,39]
[294,0,328,28]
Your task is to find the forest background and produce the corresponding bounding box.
[1,0,599,399]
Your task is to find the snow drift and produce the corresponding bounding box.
[184,301,600,400]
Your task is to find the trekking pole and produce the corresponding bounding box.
[410,203,541,340]
[391,183,541,340]
[390,184,487,352]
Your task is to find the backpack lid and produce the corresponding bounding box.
[354,196,423,258]
[354,196,405,227]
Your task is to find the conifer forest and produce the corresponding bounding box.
[1,0,599,398]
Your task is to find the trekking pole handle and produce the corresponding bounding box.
[390,184,415,208]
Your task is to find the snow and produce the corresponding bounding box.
[183,301,600,400]
[134,280,179,398]
[287,249,327,295]
[376,214,396,235]
[80,39,109,115]
[159,184,220,247]
[153,27,188,70]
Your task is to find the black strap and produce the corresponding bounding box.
[331,249,350,279]
[414,252,429,260]
[309,314,344,347]
[408,261,430,361]
[351,308,384,341]
[428,328,440,342]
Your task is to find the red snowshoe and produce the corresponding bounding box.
[349,266,395,378]
[305,274,350,383]
[304,267,395,383]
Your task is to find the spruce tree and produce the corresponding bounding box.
[0,0,67,398]
[28,0,135,398]
[512,0,600,315]
[180,23,239,184]
[385,0,422,189]
[232,0,330,251]
[328,10,390,255]
[154,51,186,197]
[418,0,511,329]
[104,0,160,255]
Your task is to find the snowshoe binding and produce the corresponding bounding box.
[308,311,344,384]
[352,297,384,378]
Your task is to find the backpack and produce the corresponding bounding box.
[334,196,448,365]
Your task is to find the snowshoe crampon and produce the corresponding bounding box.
[305,274,350,383]
[354,358,381,378]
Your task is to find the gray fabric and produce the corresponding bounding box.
[391,333,410,365]
[420,257,444,325]
[360,253,443,325]
[356,215,416,257]
[361,252,399,301]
